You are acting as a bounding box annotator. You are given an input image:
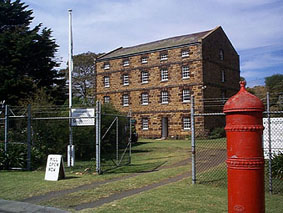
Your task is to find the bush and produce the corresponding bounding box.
[0,143,26,170]
[271,152,283,179]
[208,127,226,139]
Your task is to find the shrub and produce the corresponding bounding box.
[271,152,283,179]
[208,127,226,139]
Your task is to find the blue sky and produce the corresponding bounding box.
[25,0,283,87]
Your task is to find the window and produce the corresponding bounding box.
[122,94,129,106]
[183,89,191,102]
[104,76,110,87]
[183,117,190,130]
[182,66,190,79]
[123,74,129,85]
[141,57,148,64]
[219,49,224,60]
[141,71,149,83]
[141,93,149,105]
[104,63,110,70]
[221,70,225,82]
[142,118,149,130]
[104,96,110,103]
[123,59,129,67]
[161,68,168,81]
[160,53,168,61]
[161,91,168,104]
[182,50,189,57]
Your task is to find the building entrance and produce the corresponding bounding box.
[161,117,168,138]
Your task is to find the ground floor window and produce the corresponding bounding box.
[183,117,190,130]
[142,118,149,130]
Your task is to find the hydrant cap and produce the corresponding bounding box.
[223,81,265,113]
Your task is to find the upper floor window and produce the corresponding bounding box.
[161,68,168,81]
[141,57,148,64]
[141,93,149,105]
[160,52,168,61]
[104,96,110,103]
[161,91,169,104]
[141,71,149,83]
[142,118,149,130]
[123,59,129,67]
[221,70,225,82]
[122,94,129,106]
[219,49,224,60]
[104,76,110,87]
[183,89,191,102]
[182,50,189,57]
[104,62,110,70]
[182,66,190,79]
[183,117,190,130]
[123,74,129,85]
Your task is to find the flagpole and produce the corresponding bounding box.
[68,9,74,167]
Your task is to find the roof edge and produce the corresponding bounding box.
[200,26,221,41]
[97,47,123,60]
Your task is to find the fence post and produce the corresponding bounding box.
[96,101,101,174]
[267,92,273,194]
[129,109,132,164]
[116,117,119,163]
[27,104,31,171]
[4,105,9,153]
[191,95,196,184]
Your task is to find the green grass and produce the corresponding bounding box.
[0,138,282,212]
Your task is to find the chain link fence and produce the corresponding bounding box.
[192,93,283,194]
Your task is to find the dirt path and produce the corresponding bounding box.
[23,148,226,211]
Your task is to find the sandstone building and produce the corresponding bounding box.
[95,26,240,138]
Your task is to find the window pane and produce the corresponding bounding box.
[141,57,147,64]
[104,96,110,103]
[142,118,149,130]
[142,71,149,83]
[104,63,110,69]
[183,89,190,102]
[182,66,190,79]
[123,95,129,106]
[183,118,190,130]
[182,51,189,57]
[104,76,110,87]
[142,93,149,105]
[123,74,129,85]
[160,54,168,60]
[161,69,168,81]
[123,60,129,66]
[161,91,168,103]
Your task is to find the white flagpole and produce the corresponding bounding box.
[68,9,74,167]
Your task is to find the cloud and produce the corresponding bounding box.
[24,0,283,85]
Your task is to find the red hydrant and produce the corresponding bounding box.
[223,81,265,213]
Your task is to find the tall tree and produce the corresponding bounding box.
[0,0,66,105]
[265,74,283,109]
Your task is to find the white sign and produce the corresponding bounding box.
[71,108,95,126]
[45,155,65,181]
[263,117,283,158]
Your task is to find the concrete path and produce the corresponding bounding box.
[0,199,69,213]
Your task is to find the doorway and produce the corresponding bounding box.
[161,117,168,138]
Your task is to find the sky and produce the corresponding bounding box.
[25,0,283,87]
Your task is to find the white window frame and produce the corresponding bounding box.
[123,74,129,85]
[141,93,149,105]
[123,94,129,106]
[182,66,190,79]
[160,53,168,61]
[161,68,168,81]
[183,117,190,130]
[142,118,149,130]
[104,76,110,88]
[183,89,190,103]
[104,63,110,70]
[141,71,149,83]
[161,91,168,104]
[141,57,148,64]
[182,50,189,57]
[104,96,110,103]
[123,59,129,67]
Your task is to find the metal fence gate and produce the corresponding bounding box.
[191,93,283,194]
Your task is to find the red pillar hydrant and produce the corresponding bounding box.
[223,81,265,213]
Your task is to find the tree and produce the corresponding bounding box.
[63,52,103,105]
[0,0,66,105]
[265,74,283,110]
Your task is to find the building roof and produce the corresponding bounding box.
[98,27,218,61]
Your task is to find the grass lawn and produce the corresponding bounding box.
[0,138,282,212]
